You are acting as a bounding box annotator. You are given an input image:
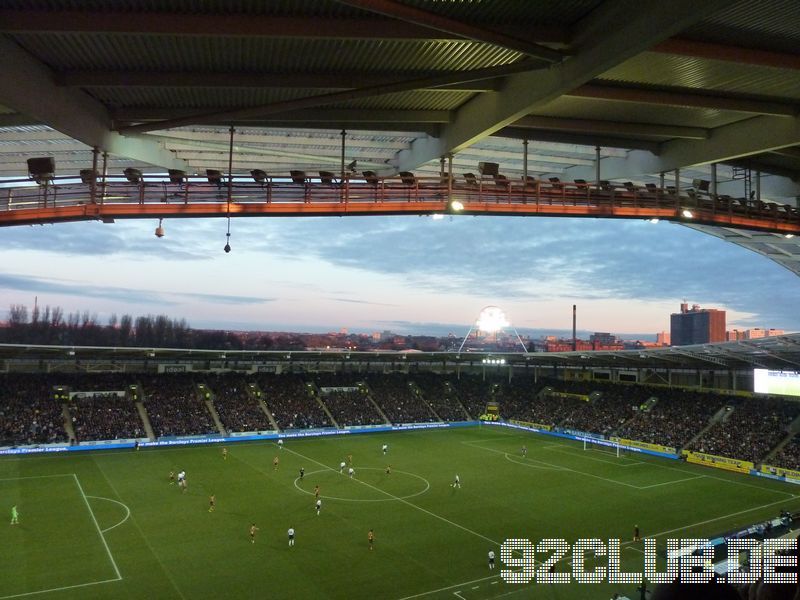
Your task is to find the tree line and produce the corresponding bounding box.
[0,303,299,350]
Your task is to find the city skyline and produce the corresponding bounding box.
[1,215,798,337]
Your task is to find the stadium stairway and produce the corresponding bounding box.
[609,395,658,438]
[362,384,392,425]
[306,382,340,428]
[61,404,77,444]
[135,401,156,441]
[762,415,800,465]
[681,403,733,451]
[248,383,280,431]
[409,382,443,422]
[197,384,227,437]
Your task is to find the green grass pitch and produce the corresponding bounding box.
[2,425,799,599]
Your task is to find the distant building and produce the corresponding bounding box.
[590,332,619,346]
[656,331,671,346]
[670,302,726,346]
[727,327,785,341]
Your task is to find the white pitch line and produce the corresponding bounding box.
[280,444,502,547]
[462,441,565,471]
[86,495,131,534]
[0,473,75,482]
[0,578,121,600]
[638,475,706,489]
[395,575,500,600]
[503,453,564,471]
[72,474,122,581]
[542,445,644,467]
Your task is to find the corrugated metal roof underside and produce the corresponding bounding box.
[10,34,524,72]
[531,97,748,129]
[600,52,800,100]
[683,0,800,55]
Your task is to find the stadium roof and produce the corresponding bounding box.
[1,2,800,267]
[1,333,799,371]
[0,1,798,198]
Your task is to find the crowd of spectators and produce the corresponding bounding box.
[0,375,66,446]
[365,374,438,423]
[321,389,385,426]
[690,397,800,463]
[447,374,498,418]
[617,388,728,449]
[207,373,273,433]
[69,393,144,441]
[412,372,470,421]
[141,374,218,437]
[257,374,331,430]
[773,436,800,471]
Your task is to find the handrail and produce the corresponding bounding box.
[0,175,797,235]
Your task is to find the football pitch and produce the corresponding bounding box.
[2,425,799,600]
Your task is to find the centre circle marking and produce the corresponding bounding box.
[293,467,430,502]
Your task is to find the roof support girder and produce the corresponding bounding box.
[329,0,563,62]
[394,0,731,172]
[0,36,187,171]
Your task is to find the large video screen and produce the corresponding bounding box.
[754,369,800,397]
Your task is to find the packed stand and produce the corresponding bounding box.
[207,373,273,432]
[412,372,470,421]
[321,389,385,426]
[0,374,67,445]
[448,374,498,418]
[310,372,385,426]
[496,376,544,421]
[365,374,438,423]
[141,374,218,437]
[258,374,331,430]
[689,396,800,463]
[69,393,144,441]
[772,436,800,471]
[55,372,134,391]
[556,383,652,437]
[617,388,727,449]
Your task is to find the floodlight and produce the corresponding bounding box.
[124,168,143,183]
[786,234,795,239]
[251,169,267,184]
[449,200,464,212]
[476,306,510,333]
[648,218,660,223]
[290,170,307,184]
[478,162,499,177]
[319,171,335,184]
[681,209,694,218]
[79,169,97,184]
[206,169,224,187]
[431,214,445,220]
[347,160,357,172]
[27,157,55,184]
[155,218,165,238]
[168,169,187,184]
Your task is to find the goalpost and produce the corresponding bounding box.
[582,438,624,458]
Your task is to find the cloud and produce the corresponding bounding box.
[0,273,271,307]
[234,216,800,329]
[326,297,399,307]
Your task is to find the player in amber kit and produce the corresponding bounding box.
[368,529,375,550]
[250,523,259,544]
[314,485,320,499]
[208,495,216,512]
[633,524,641,542]
[222,447,228,461]
[273,456,279,471]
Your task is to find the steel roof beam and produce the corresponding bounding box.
[330,0,563,62]
[0,10,569,43]
[652,38,800,71]
[56,70,501,93]
[113,108,452,124]
[495,127,663,153]
[395,0,730,172]
[513,115,708,140]
[568,84,799,117]
[116,60,540,134]
[562,115,800,195]
[0,36,187,171]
